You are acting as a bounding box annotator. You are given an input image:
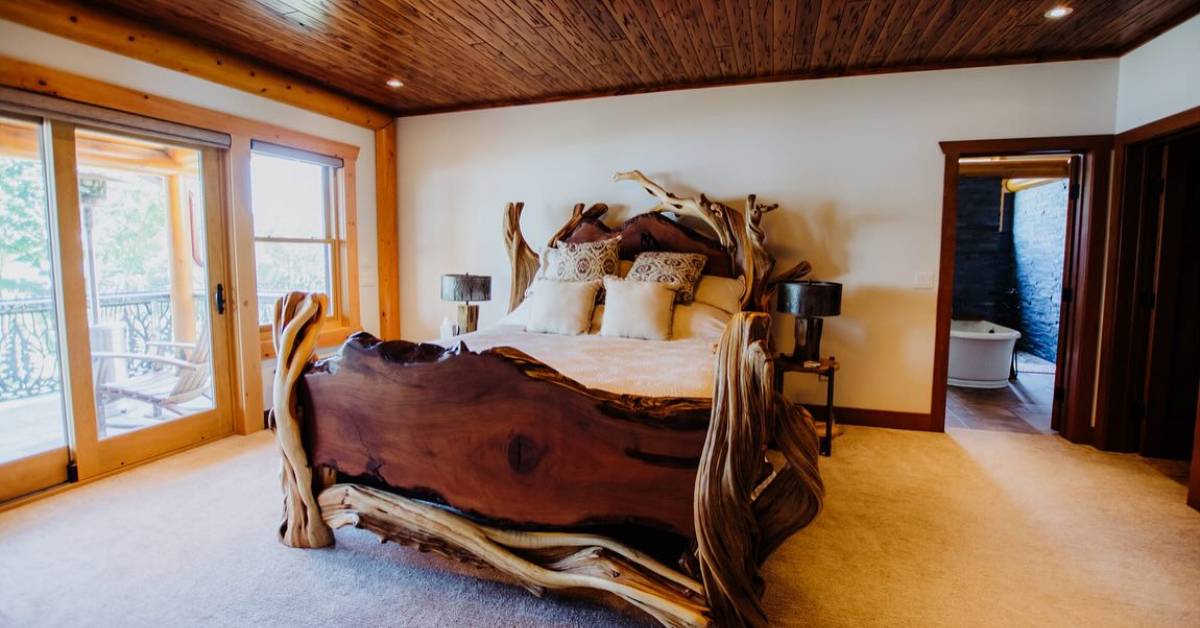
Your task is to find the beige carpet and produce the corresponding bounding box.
[1,426,1197,627]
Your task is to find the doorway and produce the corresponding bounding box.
[933,136,1113,442]
[0,111,236,503]
[1097,122,1200,467]
[946,156,1076,433]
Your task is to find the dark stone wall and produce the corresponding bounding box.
[953,177,1018,329]
[1013,181,1068,362]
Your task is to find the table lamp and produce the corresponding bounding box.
[441,273,491,334]
[777,280,842,363]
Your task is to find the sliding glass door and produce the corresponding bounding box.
[0,115,71,501]
[0,115,234,501]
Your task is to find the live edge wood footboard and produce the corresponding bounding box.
[271,292,823,627]
[271,172,822,627]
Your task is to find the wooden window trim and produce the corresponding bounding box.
[253,151,361,359]
[0,55,363,434]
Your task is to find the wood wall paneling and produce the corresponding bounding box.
[5,0,1192,117]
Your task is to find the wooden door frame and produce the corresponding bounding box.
[933,135,1113,441]
[1097,106,1200,510]
[53,126,238,478]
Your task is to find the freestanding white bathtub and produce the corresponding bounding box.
[948,320,1021,389]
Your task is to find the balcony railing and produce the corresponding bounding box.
[0,291,275,403]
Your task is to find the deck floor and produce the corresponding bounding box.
[0,392,210,462]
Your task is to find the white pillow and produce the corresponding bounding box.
[599,276,676,341]
[525,279,600,336]
[693,275,745,314]
[497,296,531,327]
[672,302,732,342]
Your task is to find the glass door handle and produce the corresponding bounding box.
[215,283,226,315]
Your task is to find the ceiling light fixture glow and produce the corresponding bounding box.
[386,78,404,89]
[1044,5,1073,19]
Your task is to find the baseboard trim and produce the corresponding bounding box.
[803,404,935,432]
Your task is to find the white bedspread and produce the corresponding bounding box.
[441,325,718,398]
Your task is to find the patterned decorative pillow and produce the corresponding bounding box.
[626,252,707,303]
[539,236,621,282]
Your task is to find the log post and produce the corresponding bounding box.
[272,291,334,548]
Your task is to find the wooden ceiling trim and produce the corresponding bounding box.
[0,0,392,129]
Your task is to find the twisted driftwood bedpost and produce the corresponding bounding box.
[697,312,823,627]
[272,291,334,548]
[503,201,538,312]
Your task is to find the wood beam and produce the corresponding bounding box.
[0,0,392,129]
[375,120,399,339]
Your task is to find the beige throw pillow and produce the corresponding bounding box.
[599,276,676,341]
[693,274,746,314]
[626,252,707,303]
[525,279,600,336]
[538,237,621,282]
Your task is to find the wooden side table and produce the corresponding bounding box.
[774,356,838,456]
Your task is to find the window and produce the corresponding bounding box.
[249,142,351,329]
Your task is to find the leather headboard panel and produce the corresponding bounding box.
[563,212,735,278]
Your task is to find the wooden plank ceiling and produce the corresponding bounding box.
[77,0,1200,116]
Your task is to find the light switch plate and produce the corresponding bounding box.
[914,271,935,289]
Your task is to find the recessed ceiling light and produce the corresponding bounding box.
[1044,5,1073,19]
[385,78,404,89]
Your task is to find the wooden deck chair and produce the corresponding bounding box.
[92,326,211,419]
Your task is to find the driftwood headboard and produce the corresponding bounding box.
[504,170,809,313]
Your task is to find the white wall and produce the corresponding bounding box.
[0,19,381,337]
[397,60,1119,414]
[1115,14,1200,132]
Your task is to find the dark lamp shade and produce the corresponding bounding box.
[441,274,491,303]
[777,281,842,317]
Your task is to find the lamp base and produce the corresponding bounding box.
[457,303,479,334]
[793,316,824,362]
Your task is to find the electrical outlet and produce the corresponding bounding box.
[914,272,935,289]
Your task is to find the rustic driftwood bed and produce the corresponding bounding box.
[271,171,823,627]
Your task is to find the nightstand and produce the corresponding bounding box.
[773,355,838,456]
